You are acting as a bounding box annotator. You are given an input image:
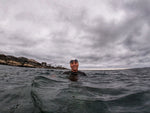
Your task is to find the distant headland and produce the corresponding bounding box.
[0,54,67,69]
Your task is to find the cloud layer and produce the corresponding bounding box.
[0,0,150,69]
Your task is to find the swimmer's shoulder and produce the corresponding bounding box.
[63,71,71,75]
[63,70,87,76]
[78,71,87,76]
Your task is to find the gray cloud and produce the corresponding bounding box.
[0,0,150,69]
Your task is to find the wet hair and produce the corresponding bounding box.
[70,59,78,64]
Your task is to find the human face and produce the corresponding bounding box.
[70,60,79,72]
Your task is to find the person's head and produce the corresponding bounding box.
[70,59,79,72]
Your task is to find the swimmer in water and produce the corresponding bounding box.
[63,59,86,81]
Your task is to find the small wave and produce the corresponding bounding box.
[31,75,111,113]
[107,90,150,113]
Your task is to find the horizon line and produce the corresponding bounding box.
[80,67,129,71]
[79,66,150,71]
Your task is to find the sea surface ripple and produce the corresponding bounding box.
[0,65,150,113]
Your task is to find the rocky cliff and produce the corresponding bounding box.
[0,54,66,69]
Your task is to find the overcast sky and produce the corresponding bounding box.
[0,0,150,69]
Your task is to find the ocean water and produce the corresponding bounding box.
[0,65,150,113]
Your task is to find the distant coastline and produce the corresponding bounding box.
[0,54,67,69]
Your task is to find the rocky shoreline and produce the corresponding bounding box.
[0,54,67,69]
